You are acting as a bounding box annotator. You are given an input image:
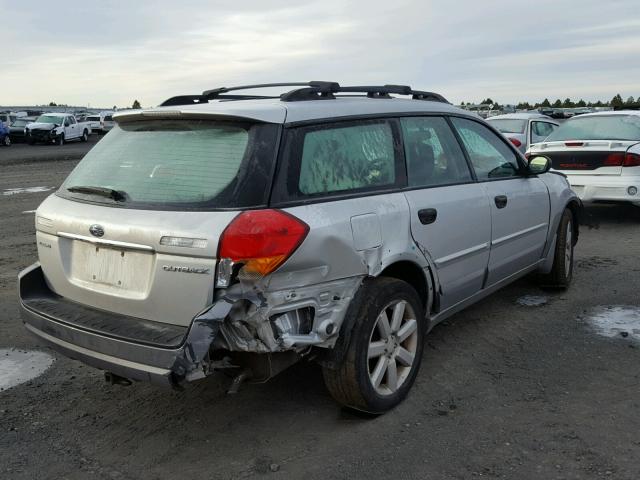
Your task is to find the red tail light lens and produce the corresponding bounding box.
[508,137,522,147]
[624,152,640,167]
[604,153,625,166]
[219,210,309,276]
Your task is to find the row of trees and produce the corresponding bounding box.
[460,94,638,110]
[46,100,142,109]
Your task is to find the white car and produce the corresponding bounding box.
[85,115,102,132]
[527,111,640,206]
[487,113,559,154]
[25,113,92,145]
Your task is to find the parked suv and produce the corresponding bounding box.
[19,82,580,413]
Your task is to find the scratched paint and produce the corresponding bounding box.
[0,349,55,391]
[3,186,53,196]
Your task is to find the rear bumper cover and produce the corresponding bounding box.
[18,263,228,386]
[567,174,640,204]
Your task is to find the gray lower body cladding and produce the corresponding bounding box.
[18,263,362,385]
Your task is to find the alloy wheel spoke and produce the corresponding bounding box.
[368,340,386,359]
[386,358,398,392]
[397,318,417,343]
[390,301,406,333]
[396,347,414,367]
[377,311,392,339]
[371,356,389,388]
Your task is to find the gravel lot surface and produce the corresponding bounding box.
[1,142,639,479]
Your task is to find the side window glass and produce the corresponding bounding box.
[400,117,472,187]
[531,121,553,143]
[451,117,520,180]
[298,121,396,195]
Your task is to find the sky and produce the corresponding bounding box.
[2,0,640,108]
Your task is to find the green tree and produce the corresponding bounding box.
[576,99,586,107]
[540,98,551,108]
[552,99,562,108]
[610,94,624,108]
[48,101,57,106]
[562,98,574,108]
[132,99,141,109]
[625,96,635,105]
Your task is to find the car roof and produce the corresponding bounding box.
[114,96,469,125]
[487,113,552,120]
[565,110,640,119]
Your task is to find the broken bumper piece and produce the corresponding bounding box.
[18,263,362,386]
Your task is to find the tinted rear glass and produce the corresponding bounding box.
[546,115,640,141]
[59,119,279,210]
[87,116,100,121]
[104,115,113,121]
[487,119,527,134]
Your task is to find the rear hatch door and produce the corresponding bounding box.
[36,115,281,327]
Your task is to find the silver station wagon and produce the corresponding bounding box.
[19,82,581,413]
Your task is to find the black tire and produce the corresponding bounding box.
[539,208,574,288]
[2,136,10,147]
[81,130,88,142]
[322,277,425,414]
[57,134,65,146]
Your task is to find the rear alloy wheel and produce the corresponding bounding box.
[322,277,425,413]
[539,208,574,288]
[57,134,65,146]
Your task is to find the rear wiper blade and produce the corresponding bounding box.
[66,185,129,202]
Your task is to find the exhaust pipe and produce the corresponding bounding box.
[104,371,132,386]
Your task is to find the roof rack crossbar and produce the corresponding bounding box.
[159,81,449,106]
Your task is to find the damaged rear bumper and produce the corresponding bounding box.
[18,263,362,386]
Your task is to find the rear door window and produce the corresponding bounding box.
[400,117,473,187]
[60,119,279,210]
[451,117,521,180]
[278,120,401,200]
[531,121,555,143]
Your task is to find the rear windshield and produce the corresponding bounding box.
[59,119,279,210]
[87,116,100,121]
[545,115,640,141]
[12,119,29,127]
[104,115,113,121]
[486,119,527,134]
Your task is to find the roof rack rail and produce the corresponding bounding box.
[159,81,449,106]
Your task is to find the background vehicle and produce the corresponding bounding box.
[25,113,91,145]
[8,117,34,143]
[487,113,559,153]
[19,82,580,413]
[101,112,115,132]
[0,112,18,126]
[528,111,640,207]
[0,121,11,146]
[85,115,102,132]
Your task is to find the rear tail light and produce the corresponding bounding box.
[524,152,531,160]
[624,152,640,167]
[218,209,309,278]
[508,137,522,148]
[603,153,625,166]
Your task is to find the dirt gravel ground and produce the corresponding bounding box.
[0,145,639,480]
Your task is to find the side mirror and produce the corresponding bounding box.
[528,156,551,175]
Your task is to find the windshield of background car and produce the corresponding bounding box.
[545,115,640,141]
[486,119,527,133]
[59,119,279,210]
[13,120,29,127]
[36,115,64,124]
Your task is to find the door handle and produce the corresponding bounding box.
[494,195,508,209]
[418,208,437,225]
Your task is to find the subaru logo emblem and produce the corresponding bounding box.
[89,224,104,237]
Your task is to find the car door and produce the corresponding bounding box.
[451,117,550,287]
[68,116,79,138]
[530,120,556,146]
[400,116,492,310]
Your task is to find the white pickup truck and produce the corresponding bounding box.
[26,113,92,145]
